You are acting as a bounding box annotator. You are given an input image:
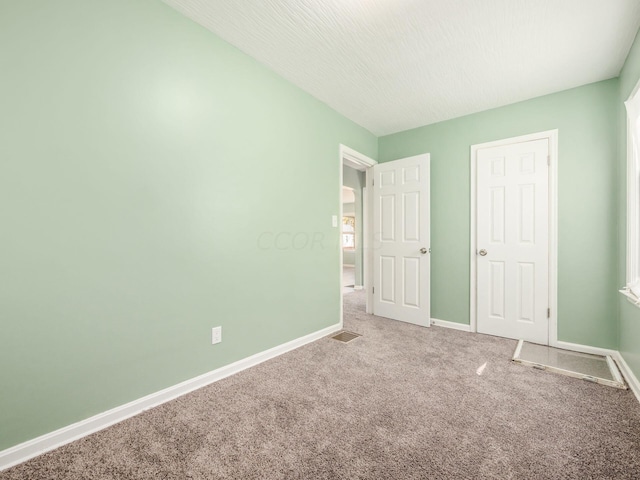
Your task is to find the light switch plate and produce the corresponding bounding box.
[211,326,222,345]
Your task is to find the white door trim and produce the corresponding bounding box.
[469,130,558,345]
[339,145,377,323]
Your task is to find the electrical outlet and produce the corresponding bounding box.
[211,326,222,345]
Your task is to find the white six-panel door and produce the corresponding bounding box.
[372,155,430,327]
[476,138,549,344]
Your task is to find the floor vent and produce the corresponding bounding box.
[331,331,361,343]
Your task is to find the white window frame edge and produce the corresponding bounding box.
[342,216,356,250]
[469,129,559,346]
[621,78,640,307]
[339,144,377,324]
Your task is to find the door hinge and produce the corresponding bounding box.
[372,287,375,294]
[547,308,550,318]
[547,155,550,166]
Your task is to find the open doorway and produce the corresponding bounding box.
[342,183,360,295]
[339,145,376,326]
[342,186,357,295]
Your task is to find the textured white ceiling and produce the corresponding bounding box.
[163,0,640,136]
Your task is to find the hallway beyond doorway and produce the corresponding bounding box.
[343,265,355,295]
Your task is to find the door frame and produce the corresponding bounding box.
[339,145,377,326]
[469,130,559,346]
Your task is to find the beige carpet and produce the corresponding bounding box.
[2,291,640,479]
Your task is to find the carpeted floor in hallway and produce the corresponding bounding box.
[2,291,640,479]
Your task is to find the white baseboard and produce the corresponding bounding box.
[613,352,640,403]
[430,318,472,332]
[4,323,638,472]
[553,340,618,357]
[354,285,364,290]
[0,323,342,472]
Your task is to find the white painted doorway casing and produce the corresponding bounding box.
[372,155,431,327]
[470,130,558,346]
[339,145,377,327]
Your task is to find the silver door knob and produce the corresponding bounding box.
[478,249,487,256]
[420,247,429,254]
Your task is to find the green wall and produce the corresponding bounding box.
[618,29,640,380]
[378,80,619,349]
[0,0,376,450]
[2,0,636,455]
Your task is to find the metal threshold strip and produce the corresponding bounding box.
[512,340,627,390]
